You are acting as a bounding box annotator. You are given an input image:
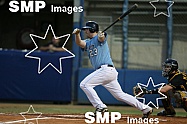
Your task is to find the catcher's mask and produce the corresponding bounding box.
[82,21,99,33]
[162,58,178,77]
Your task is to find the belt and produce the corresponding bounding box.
[97,65,114,69]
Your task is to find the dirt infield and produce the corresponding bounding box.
[0,113,186,124]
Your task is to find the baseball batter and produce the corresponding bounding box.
[72,21,153,118]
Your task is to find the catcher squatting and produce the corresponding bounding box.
[134,58,187,116]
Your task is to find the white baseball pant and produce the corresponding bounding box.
[80,65,151,114]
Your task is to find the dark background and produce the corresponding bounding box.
[0,0,73,50]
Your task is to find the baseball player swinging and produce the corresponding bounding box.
[72,21,153,118]
[133,58,187,116]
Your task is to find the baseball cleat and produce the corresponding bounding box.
[95,107,108,113]
[157,110,176,116]
[142,108,153,119]
[92,107,108,117]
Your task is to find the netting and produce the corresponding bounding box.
[83,0,187,70]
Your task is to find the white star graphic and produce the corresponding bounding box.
[135,77,167,109]
[149,0,174,17]
[20,105,42,124]
[25,24,75,74]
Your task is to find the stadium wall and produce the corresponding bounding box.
[0,50,72,103]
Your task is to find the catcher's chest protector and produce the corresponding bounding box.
[169,71,187,91]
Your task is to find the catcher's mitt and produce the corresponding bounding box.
[133,85,150,97]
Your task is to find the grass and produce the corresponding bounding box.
[0,103,186,117]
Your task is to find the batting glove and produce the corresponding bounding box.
[72,28,81,34]
[98,31,105,38]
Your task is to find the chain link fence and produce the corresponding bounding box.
[83,0,187,70]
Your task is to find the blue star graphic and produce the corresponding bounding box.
[149,0,174,17]
[25,25,75,74]
[135,77,167,109]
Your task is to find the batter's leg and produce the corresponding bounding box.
[103,79,152,114]
[80,69,107,108]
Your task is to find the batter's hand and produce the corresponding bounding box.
[72,28,81,34]
[98,31,105,38]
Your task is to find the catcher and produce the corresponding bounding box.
[133,58,187,116]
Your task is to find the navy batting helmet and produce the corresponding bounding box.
[162,58,178,77]
[82,21,99,33]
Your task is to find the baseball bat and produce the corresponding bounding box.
[102,4,138,33]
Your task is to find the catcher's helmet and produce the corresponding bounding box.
[162,58,178,77]
[82,21,99,33]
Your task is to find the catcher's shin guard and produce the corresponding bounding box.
[159,92,176,116]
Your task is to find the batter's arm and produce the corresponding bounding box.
[75,34,86,48]
[72,28,86,48]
